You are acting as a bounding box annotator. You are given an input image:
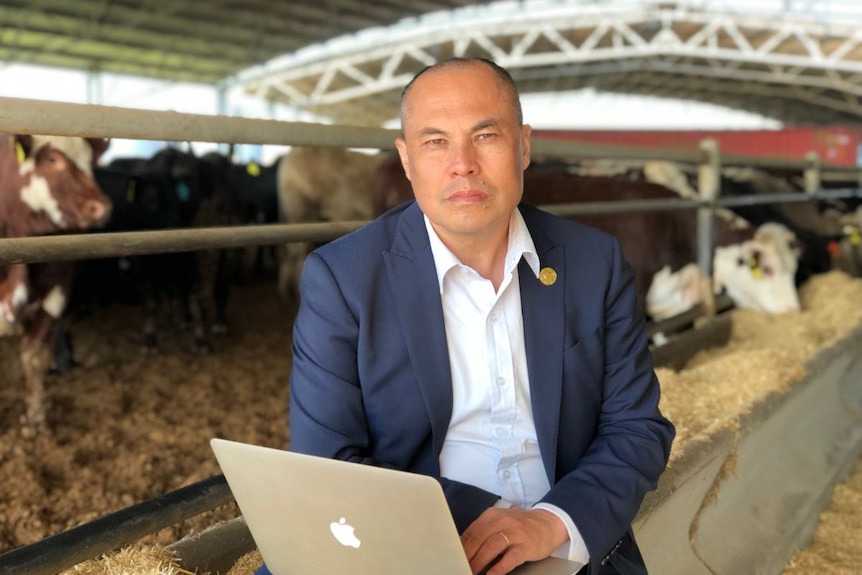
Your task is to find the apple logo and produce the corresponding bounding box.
[330,517,361,548]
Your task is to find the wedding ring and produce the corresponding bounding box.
[499,531,510,546]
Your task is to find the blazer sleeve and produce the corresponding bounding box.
[538,236,675,568]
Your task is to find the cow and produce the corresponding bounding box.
[828,208,862,276]
[201,153,281,280]
[372,155,801,320]
[712,222,802,314]
[72,147,245,352]
[0,133,112,428]
[277,146,382,299]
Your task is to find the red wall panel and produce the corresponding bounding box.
[532,126,862,167]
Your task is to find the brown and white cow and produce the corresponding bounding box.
[277,146,383,298]
[0,133,111,428]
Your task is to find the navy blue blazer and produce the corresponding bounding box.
[288,201,675,574]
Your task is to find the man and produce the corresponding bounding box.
[287,58,675,574]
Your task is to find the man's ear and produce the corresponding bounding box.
[521,124,532,171]
[395,138,411,182]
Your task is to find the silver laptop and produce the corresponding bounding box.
[210,438,581,575]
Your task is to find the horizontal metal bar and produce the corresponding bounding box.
[2,197,702,265]
[716,192,814,208]
[816,187,862,199]
[0,475,232,575]
[2,96,861,173]
[542,198,698,217]
[0,97,400,149]
[0,221,367,265]
[647,294,735,338]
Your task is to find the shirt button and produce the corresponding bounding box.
[495,427,506,437]
[490,313,497,322]
[503,470,512,479]
[497,376,505,386]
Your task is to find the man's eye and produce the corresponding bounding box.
[477,133,496,140]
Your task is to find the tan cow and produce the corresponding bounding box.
[277,146,382,298]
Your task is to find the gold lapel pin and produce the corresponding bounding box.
[539,267,557,286]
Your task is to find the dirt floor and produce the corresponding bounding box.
[0,277,292,551]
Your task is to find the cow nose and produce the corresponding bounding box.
[83,199,110,223]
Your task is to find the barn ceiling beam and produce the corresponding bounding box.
[0,8,249,69]
[239,1,862,125]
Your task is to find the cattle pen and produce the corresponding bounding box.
[1,95,862,575]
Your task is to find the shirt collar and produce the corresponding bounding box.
[424,208,541,294]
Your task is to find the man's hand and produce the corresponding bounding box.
[460,507,569,575]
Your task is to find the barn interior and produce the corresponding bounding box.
[1,1,862,574]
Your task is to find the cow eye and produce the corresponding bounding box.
[44,151,69,170]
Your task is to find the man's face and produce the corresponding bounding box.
[395,63,531,245]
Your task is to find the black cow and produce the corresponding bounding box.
[71,147,244,352]
[201,153,281,279]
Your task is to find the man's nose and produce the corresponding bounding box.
[449,141,479,177]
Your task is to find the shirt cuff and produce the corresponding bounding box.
[531,502,590,567]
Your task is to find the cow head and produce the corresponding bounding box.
[713,224,801,314]
[7,134,112,235]
[646,263,703,320]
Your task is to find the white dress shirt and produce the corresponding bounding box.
[424,210,590,567]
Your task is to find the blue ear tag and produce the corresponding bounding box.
[15,142,26,164]
[175,181,190,202]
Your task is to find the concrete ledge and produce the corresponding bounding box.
[635,326,862,574]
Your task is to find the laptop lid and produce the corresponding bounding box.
[210,438,580,575]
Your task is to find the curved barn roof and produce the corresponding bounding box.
[4,0,862,127]
[238,0,862,126]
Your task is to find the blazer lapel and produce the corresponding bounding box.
[383,203,453,461]
[520,208,566,482]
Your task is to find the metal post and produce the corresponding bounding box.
[86,70,102,105]
[697,138,721,278]
[803,151,821,198]
[697,138,721,317]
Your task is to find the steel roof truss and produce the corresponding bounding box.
[242,2,862,125]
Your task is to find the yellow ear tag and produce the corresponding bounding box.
[15,142,26,164]
[851,229,861,246]
[747,257,762,280]
[246,162,261,177]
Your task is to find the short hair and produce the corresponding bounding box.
[399,58,524,130]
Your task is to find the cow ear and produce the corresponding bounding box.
[13,134,34,157]
[86,138,110,163]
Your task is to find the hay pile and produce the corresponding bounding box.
[49,272,862,574]
[59,545,191,575]
[781,458,862,575]
[658,270,862,459]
